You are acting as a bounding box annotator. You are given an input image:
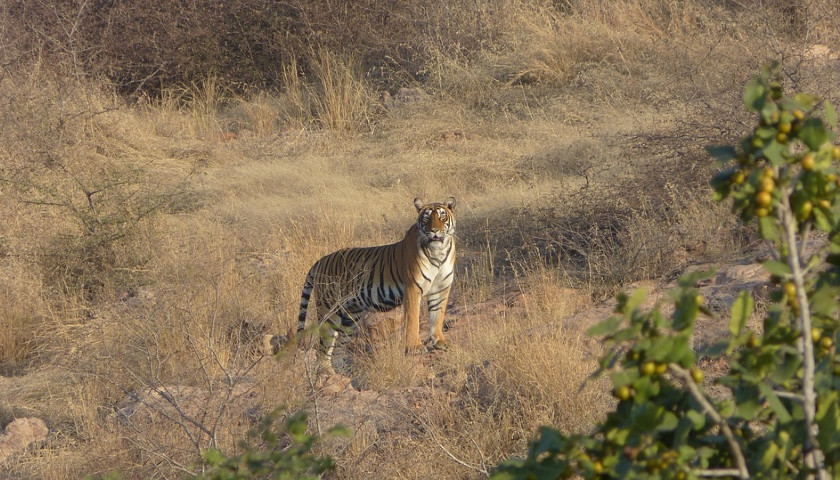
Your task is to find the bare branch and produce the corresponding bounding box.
[669,364,749,479]
[778,190,829,480]
[694,469,748,478]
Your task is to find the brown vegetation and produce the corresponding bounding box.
[1,0,839,478]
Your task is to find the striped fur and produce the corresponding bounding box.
[296,197,457,371]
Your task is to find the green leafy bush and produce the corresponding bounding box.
[492,64,840,479]
[198,410,347,480]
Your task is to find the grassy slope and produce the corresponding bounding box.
[1,1,840,478]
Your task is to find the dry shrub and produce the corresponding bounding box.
[570,0,713,38]
[0,63,190,298]
[308,49,377,132]
[276,49,378,132]
[0,260,47,371]
[136,76,231,140]
[232,91,283,137]
[350,332,422,391]
[45,221,310,478]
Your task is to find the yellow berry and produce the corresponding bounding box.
[799,201,813,220]
[778,122,792,133]
[821,336,834,350]
[812,328,822,343]
[784,281,797,298]
[793,109,805,120]
[833,146,840,159]
[691,367,704,383]
[655,363,668,375]
[616,385,632,400]
[759,176,775,192]
[732,171,745,184]
[802,153,815,170]
[641,361,656,376]
[756,191,772,207]
[755,207,770,218]
[776,132,788,143]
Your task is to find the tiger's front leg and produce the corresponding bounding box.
[403,284,426,354]
[427,285,451,350]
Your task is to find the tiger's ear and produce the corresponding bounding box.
[414,197,425,212]
[444,197,456,210]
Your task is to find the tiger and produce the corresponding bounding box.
[294,197,457,373]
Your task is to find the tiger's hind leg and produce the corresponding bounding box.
[316,305,360,375]
[318,328,340,375]
[314,302,340,375]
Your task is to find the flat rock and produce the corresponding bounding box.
[0,417,48,463]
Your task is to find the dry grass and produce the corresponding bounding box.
[2,0,840,478]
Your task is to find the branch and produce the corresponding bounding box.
[694,469,747,478]
[778,193,829,480]
[669,364,749,479]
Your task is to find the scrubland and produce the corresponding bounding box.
[1,0,839,478]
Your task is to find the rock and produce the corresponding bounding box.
[0,417,48,463]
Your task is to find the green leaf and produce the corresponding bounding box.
[811,282,840,317]
[758,382,792,423]
[761,140,787,166]
[761,260,790,277]
[711,169,733,201]
[825,101,838,128]
[759,441,779,471]
[758,215,779,242]
[743,79,766,111]
[532,427,567,455]
[625,287,648,313]
[813,206,832,232]
[678,269,715,288]
[729,291,753,337]
[673,298,699,331]
[793,92,818,108]
[686,410,706,430]
[706,146,737,164]
[799,118,829,151]
[611,369,639,388]
[736,397,763,421]
[816,392,840,448]
[203,448,225,466]
[656,411,679,432]
[648,336,676,361]
[587,316,622,337]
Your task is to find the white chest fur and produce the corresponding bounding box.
[417,239,455,295]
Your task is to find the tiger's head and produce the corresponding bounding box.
[414,197,456,245]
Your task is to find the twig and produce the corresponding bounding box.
[778,191,829,480]
[421,406,489,476]
[669,364,749,479]
[694,469,748,477]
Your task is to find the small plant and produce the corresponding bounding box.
[492,64,839,479]
[83,411,342,480]
[198,410,346,480]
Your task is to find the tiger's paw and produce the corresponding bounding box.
[429,338,450,351]
[406,344,429,355]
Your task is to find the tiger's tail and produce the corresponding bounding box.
[296,267,316,336]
